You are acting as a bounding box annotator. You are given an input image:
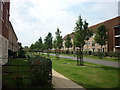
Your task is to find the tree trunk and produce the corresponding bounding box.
[68,48,69,55]
[56,49,60,60]
[47,49,49,57]
[79,47,84,66]
[99,45,103,59]
[73,45,76,57]
[87,40,89,55]
[76,49,79,65]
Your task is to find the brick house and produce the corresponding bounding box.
[0,0,10,65]
[8,21,18,53]
[62,16,120,52]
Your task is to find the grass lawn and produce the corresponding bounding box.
[43,54,120,89]
[84,55,119,62]
[2,58,53,89]
[50,53,120,62]
[2,58,31,88]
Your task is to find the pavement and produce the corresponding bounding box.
[52,69,85,90]
[48,53,119,68]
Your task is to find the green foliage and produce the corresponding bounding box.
[94,25,108,46]
[54,28,63,60]
[44,32,53,50]
[44,32,53,56]
[30,56,52,86]
[53,39,57,49]
[107,52,120,59]
[8,49,14,58]
[65,35,72,49]
[30,37,45,51]
[17,49,26,58]
[17,44,26,58]
[74,16,92,49]
[94,25,108,59]
[55,28,63,49]
[51,55,120,88]
[74,15,92,65]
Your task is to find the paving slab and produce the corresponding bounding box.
[52,69,85,90]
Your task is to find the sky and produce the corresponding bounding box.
[9,0,119,47]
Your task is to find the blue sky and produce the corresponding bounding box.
[9,0,119,47]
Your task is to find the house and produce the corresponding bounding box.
[8,21,18,53]
[62,16,120,52]
[0,0,10,65]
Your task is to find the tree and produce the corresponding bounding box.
[74,15,92,66]
[65,35,72,55]
[29,37,45,52]
[94,24,108,59]
[44,32,53,57]
[17,43,26,58]
[85,29,93,54]
[55,28,63,60]
[53,39,57,53]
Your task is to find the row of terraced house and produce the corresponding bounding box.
[0,0,19,65]
[62,16,120,53]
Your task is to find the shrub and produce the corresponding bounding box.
[92,52,98,56]
[17,49,26,58]
[30,56,52,86]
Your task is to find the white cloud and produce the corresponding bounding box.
[10,0,119,46]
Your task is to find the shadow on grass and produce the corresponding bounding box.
[86,64,120,71]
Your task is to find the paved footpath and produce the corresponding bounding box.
[49,53,119,68]
[52,69,85,90]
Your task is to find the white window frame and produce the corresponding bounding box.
[1,1,4,21]
[6,10,8,27]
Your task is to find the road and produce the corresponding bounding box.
[46,53,119,68]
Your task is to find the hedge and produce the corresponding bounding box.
[92,51,120,59]
[28,55,52,86]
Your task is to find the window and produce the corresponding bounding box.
[1,2,3,20]
[87,41,90,45]
[6,10,8,26]
[5,40,7,54]
[103,48,105,52]
[0,38,2,55]
[92,41,95,47]
[92,48,95,52]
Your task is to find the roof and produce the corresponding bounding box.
[63,32,75,40]
[89,16,120,32]
[8,21,18,40]
[63,16,120,39]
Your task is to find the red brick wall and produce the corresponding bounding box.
[2,2,10,39]
[0,1,2,35]
[89,16,120,52]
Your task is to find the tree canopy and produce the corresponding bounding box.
[65,35,72,49]
[55,28,63,49]
[94,24,108,46]
[74,15,92,65]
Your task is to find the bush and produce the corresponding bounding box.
[92,52,98,56]
[8,50,14,58]
[92,52,106,58]
[17,49,26,58]
[107,52,120,59]
[29,55,52,86]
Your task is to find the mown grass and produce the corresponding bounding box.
[43,54,120,89]
[2,58,31,88]
[50,53,119,62]
[84,55,120,62]
[2,58,54,89]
